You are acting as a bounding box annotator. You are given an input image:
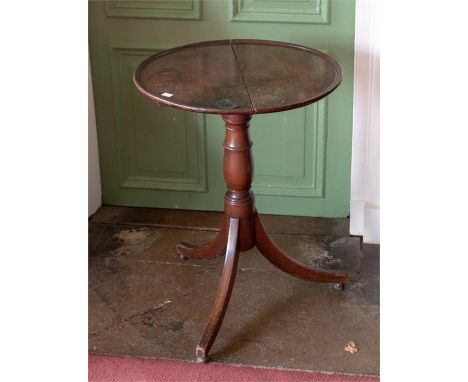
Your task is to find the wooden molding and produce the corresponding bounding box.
[109,45,207,193]
[105,1,202,20]
[252,100,327,198]
[230,0,329,24]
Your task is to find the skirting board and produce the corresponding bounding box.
[350,200,380,244]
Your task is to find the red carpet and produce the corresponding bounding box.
[89,354,379,382]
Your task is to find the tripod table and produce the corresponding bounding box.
[133,39,347,363]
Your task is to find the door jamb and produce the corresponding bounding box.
[350,0,380,244]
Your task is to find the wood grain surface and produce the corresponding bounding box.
[134,39,342,115]
[134,40,254,114]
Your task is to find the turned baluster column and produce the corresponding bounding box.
[222,114,255,251]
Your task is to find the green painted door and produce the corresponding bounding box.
[89,0,355,217]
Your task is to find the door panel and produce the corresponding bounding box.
[110,46,207,192]
[229,0,329,24]
[89,0,355,217]
[106,1,202,20]
[251,102,326,198]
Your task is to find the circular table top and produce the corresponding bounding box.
[133,39,342,115]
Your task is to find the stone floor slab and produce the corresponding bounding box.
[89,207,379,376]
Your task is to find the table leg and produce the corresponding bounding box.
[176,219,227,260]
[254,211,347,285]
[196,217,239,363]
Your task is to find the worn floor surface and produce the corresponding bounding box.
[89,206,379,376]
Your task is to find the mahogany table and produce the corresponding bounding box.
[133,39,347,363]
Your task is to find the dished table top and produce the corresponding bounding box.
[133,39,342,115]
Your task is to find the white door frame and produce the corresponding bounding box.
[350,0,380,243]
[88,54,102,217]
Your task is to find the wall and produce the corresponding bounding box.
[350,0,380,243]
[88,56,102,217]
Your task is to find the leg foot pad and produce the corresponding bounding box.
[334,283,345,291]
[196,346,208,363]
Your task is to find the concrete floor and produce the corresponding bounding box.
[89,206,379,376]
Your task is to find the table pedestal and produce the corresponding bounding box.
[176,114,347,363]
